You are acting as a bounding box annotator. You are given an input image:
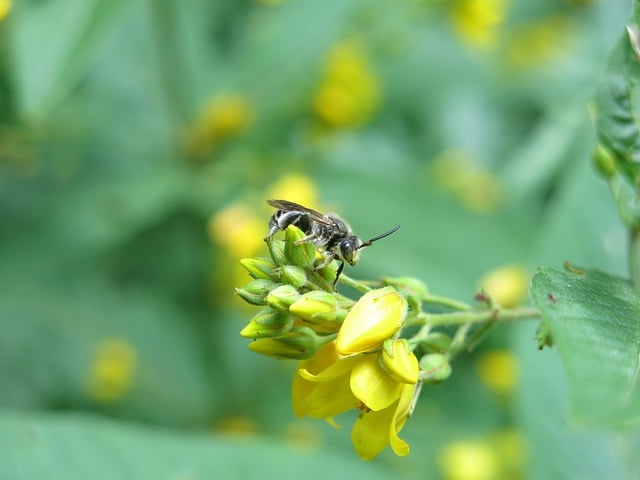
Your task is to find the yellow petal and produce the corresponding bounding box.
[380,339,419,384]
[388,384,415,457]
[336,287,407,355]
[303,373,357,419]
[351,402,396,461]
[350,355,402,411]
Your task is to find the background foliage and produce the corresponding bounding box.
[1,0,639,478]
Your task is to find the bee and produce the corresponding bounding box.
[265,199,400,287]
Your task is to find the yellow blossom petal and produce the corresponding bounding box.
[292,342,358,419]
[350,354,402,412]
[0,0,11,22]
[438,440,499,480]
[380,339,420,384]
[336,287,407,355]
[351,384,415,460]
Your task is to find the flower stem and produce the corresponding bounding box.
[422,294,472,311]
[419,306,540,327]
[338,273,372,293]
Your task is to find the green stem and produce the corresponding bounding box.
[338,273,372,293]
[418,306,540,327]
[423,294,472,311]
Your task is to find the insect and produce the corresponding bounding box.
[265,199,400,287]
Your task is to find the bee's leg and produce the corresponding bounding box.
[332,261,345,289]
[313,252,335,270]
[293,234,317,245]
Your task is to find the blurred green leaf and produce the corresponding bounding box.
[530,266,640,427]
[11,0,130,118]
[0,409,393,480]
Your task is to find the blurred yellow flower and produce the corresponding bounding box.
[0,0,11,21]
[438,440,500,480]
[312,41,381,128]
[265,174,319,210]
[507,16,573,68]
[477,349,518,396]
[215,416,259,437]
[185,93,253,157]
[87,338,136,402]
[451,0,508,50]
[208,202,264,258]
[478,264,529,307]
[431,150,504,213]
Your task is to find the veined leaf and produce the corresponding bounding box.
[530,266,640,427]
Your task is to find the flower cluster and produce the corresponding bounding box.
[236,225,421,459]
[236,223,540,460]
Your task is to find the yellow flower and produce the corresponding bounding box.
[312,41,380,128]
[295,288,418,460]
[292,341,359,419]
[185,93,253,156]
[438,440,500,480]
[351,383,415,460]
[264,173,319,211]
[336,287,407,355]
[208,203,264,258]
[478,264,529,307]
[87,338,136,402]
[0,0,11,21]
[477,349,518,396]
[451,0,508,50]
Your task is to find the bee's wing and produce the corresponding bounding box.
[266,199,333,226]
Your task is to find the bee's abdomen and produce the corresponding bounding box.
[268,210,313,237]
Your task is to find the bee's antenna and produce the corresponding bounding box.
[358,225,401,249]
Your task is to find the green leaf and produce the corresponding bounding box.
[0,409,394,480]
[530,266,640,427]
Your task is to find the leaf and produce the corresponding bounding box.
[0,409,393,480]
[530,266,640,427]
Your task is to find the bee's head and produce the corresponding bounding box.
[339,236,362,266]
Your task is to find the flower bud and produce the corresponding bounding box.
[336,287,407,355]
[280,265,307,288]
[239,257,277,280]
[284,226,315,268]
[266,285,300,312]
[289,291,338,322]
[235,279,278,306]
[266,238,287,265]
[419,353,452,383]
[240,307,293,338]
[418,332,452,354]
[247,326,321,359]
[379,339,419,384]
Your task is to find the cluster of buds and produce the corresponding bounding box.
[236,226,355,359]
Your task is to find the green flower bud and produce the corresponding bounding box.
[266,285,301,312]
[247,326,322,359]
[594,144,617,179]
[289,291,338,322]
[419,353,452,383]
[317,260,339,283]
[284,226,315,268]
[240,307,293,338]
[280,265,307,288]
[239,257,277,280]
[379,339,419,384]
[418,332,452,354]
[235,279,278,306]
[267,238,286,265]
